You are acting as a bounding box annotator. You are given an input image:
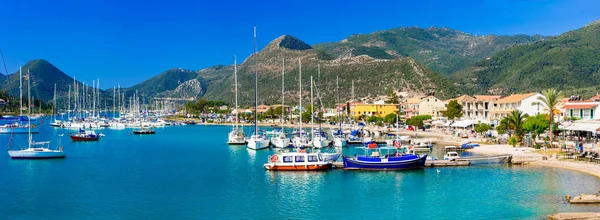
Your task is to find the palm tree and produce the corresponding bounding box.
[505,110,529,142]
[534,89,563,146]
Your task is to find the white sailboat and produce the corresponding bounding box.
[333,75,347,147]
[50,84,63,127]
[292,59,311,148]
[311,66,330,148]
[228,56,246,145]
[272,59,292,148]
[0,68,39,134]
[7,72,65,159]
[247,26,270,150]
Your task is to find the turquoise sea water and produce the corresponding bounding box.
[1,121,600,219]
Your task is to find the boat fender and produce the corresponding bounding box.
[59,146,64,151]
[270,155,279,163]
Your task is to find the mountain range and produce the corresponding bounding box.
[1,20,599,107]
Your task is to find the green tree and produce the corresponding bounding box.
[445,100,463,121]
[385,88,399,104]
[474,122,492,134]
[367,115,379,123]
[384,113,398,124]
[505,110,529,142]
[534,89,562,146]
[523,114,550,140]
[407,115,432,128]
[301,111,312,123]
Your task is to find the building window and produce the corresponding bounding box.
[591,109,595,119]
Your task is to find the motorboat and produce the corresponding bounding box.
[264,151,332,171]
[342,145,427,170]
[443,146,460,161]
[133,127,155,135]
[70,129,102,141]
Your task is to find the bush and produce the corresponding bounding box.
[508,136,519,147]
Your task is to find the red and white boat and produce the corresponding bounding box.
[70,130,102,141]
[264,151,332,171]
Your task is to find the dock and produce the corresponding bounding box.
[332,160,470,169]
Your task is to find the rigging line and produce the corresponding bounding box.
[0,48,16,149]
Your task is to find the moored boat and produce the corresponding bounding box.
[70,129,102,141]
[342,145,427,170]
[133,127,155,135]
[264,151,332,171]
[8,141,65,159]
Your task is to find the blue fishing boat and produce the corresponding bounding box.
[343,146,427,170]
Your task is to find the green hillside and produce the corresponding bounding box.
[0,59,106,107]
[451,21,600,95]
[314,27,545,75]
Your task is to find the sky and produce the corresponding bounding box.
[0,0,599,89]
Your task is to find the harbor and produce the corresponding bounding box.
[2,123,600,219]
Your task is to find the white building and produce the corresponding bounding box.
[491,93,544,122]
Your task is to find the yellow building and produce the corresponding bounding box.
[351,104,399,118]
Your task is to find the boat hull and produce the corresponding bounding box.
[333,138,347,147]
[342,154,427,170]
[247,139,270,150]
[0,127,39,134]
[70,136,100,141]
[312,138,330,148]
[7,150,65,159]
[322,153,340,162]
[264,163,332,171]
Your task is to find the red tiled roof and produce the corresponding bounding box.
[563,103,599,109]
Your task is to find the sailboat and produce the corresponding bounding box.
[291,59,311,148]
[228,56,246,145]
[50,84,64,127]
[7,72,65,159]
[311,66,330,148]
[333,75,348,147]
[246,26,270,150]
[133,90,155,135]
[271,59,292,148]
[0,68,39,134]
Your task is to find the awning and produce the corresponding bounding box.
[562,122,600,132]
[450,120,475,128]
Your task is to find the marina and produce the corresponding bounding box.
[1,123,600,219]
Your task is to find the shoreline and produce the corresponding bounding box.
[189,121,600,179]
[466,145,600,179]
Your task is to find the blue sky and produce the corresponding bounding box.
[1,0,598,89]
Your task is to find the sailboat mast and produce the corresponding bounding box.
[53,84,56,121]
[337,75,341,131]
[281,58,284,127]
[310,75,314,139]
[67,85,71,122]
[113,86,116,119]
[298,59,302,139]
[317,65,322,131]
[19,67,22,116]
[253,26,258,135]
[27,69,31,146]
[234,56,238,130]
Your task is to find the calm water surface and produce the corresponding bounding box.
[1,121,600,219]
